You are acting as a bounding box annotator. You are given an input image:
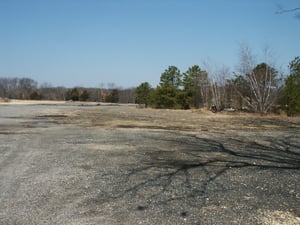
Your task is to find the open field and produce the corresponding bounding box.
[0,101,300,224]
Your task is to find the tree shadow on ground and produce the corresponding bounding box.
[92,132,300,212]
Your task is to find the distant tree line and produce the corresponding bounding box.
[0,77,38,100]
[0,78,136,104]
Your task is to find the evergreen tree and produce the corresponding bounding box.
[135,82,153,107]
[183,65,208,108]
[159,66,182,88]
[153,66,184,109]
[106,89,119,103]
[284,57,300,116]
[66,88,79,101]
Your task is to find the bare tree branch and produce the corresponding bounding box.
[276,5,300,19]
[276,7,300,14]
[235,45,281,114]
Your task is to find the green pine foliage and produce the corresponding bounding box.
[135,82,153,107]
[284,57,300,116]
[66,88,79,101]
[106,89,119,103]
[183,65,208,109]
[152,66,185,109]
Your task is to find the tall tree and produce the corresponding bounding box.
[135,82,153,107]
[284,57,300,116]
[154,66,183,109]
[153,85,179,109]
[203,61,230,111]
[230,74,251,110]
[159,66,182,88]
[183,65,209,108]
[210,66,229,111]
[235,45,282,113]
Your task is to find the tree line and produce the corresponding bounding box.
[136,48,300,116]
[0,78,136,104]
[1,47,299,116]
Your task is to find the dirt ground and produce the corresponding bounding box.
[0,101,299,225]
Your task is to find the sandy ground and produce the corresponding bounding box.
[0,101,299,224]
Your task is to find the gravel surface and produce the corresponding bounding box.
[0,103,299,224]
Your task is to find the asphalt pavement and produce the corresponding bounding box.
[0,104,299,224]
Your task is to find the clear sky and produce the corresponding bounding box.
[1,0,299,88]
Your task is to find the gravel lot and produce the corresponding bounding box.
[0,102,299,224]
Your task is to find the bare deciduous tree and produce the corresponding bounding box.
[0,77,37,99]
[203,61,230,111]
[235,45,282,114]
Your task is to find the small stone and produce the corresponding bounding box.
[137,205,146,211]
[180,211,188,217]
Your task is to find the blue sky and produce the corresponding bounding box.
[1,0,299,88]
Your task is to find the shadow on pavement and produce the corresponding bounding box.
[92,133,300,213]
